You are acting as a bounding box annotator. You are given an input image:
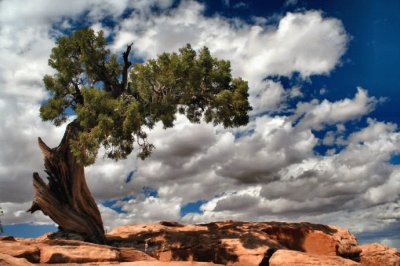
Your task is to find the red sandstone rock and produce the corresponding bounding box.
[0,253,34,266]
[108,221,361,265]
[108,222,277,265]
[117,247,157,262]
[360,243,400,266]
[40,262,223,265]
[259,222,360,259]
[39,244,119,263]
[0,237,156,265]
[269,249,360,266]
[119,262,223,266]
[0,221,398,265]
[0,239,40,263]
[330,226,362,259]
[0,236,16,241]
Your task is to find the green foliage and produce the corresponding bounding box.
[40,28,251,165]
[131,44,251,128]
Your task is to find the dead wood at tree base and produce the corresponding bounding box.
[28,121,106,244]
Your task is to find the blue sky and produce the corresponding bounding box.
[205,0,400,123]
[308,1,400,124]
[0,0,400,248]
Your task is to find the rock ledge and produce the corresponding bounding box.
[0,221,399,265]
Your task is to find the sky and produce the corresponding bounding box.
[0,0,400,248]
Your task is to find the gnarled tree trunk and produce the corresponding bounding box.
[28,121,106,244]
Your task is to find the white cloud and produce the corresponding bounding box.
[113,2,348,84]
[294,88,378,130]
[215,115,317,183]
[0,96,66,203]
[1,201,53,225]
[175,118,400,237]
[86,160,138,200]
[285,0,299,7]
[111,1,349,123]
[0,0,177,205]
[0,0,174,27]
[99,196,182,230]
[250,80,287,114]
[363,170,400,205]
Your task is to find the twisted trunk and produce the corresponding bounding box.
[28,121,106,244]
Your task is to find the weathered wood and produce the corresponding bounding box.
[28,121,106,244]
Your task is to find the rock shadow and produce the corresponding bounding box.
[107,221,338,265]
[260,222,337,252]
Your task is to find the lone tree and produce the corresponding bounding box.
[28,28,251,244]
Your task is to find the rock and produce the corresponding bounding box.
[122,262,223,266]
[45,230,86,241]
[39,243,119,263]
[261,222,360,259]
[360,243,400,266]
[0,240,40,263]
[1,221,398,265]
[0,235,16,241]
[269,249,360,266]
[37,239,156,264]
[117,247,157,262]
[43,262,223,265]
[0,253,34,266]
[159,221,185,227]
[330,226,362,260]
[108,222,277,265]
[108,221,361,265]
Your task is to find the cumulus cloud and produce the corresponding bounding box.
[99,195,182,231]
[97,109,400,243]
[113,2,348,85]
[0,96,66,203]
[0,0,176,205]
[110,1,349,120]
[250,80,287,114]
[179,118,400,233]
[293,88,379,130]
[1,201,53,225]
[0,0,174,26]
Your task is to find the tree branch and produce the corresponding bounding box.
[71,80,84,105]
[121,43,133,95]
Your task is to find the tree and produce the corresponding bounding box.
[28,28,251,244]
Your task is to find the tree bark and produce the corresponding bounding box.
[28,121,106,244]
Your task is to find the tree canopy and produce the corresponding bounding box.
[40,28,251,165]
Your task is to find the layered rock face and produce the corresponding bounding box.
[0,221,399,265]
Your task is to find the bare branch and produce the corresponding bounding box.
[122,43,133,94]
[71,80,84,105]
[38,137,52,158]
